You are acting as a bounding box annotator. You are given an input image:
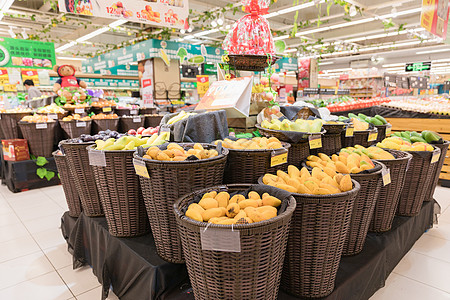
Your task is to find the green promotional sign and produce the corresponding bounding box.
[405,62,431,72]
[0,37,56,69]
[272,57,298,72]
[50,77,139,88]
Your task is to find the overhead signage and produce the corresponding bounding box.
[421,0,449,39]
[50,77,139,88]
[272,57,298,72]
[405,62,431,72]
[58,0,189,29]
[0,37,55,69]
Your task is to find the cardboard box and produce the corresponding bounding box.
[2,139,30,161]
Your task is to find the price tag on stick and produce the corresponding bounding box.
[345,126,354,137]
[133,117,141,123]
[382,168,391,186]
[201,227,241,253]
[130,110,138,115]
[385,125,392,137]
[431,152,440,164]
[368,130,378,142]
[133,158,150,178]
[89,150,106,167]
[75,108,85,114]
[271,148,288,167]
[309,134,322,149]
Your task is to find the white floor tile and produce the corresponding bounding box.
[393,251,450,293]
[370,272,450,300]
[434,186,450,213]
[0,213,21,228]
[0,251,54,290]
[0,271,73,300]
[76,286,120,300]
[32,228,66,250]
[427,220,450,241]
[412,234,450,263]
[440,208,450,223]
[57,265,100,296]
[7,195,55,211]
[0,200,14,216]
[14,202,65,222]
[43,244,73,270]
[0,222,30,243]
[23,212,63,234]
[0,235,41,263]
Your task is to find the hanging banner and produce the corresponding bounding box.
[421,0,450,39]
[139,59,154,107]
[0,37,55,69]
[196,75,209,96]
[58,0,189,29]
[273,57,298,72]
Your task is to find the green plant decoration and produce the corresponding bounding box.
[31,156,58,181]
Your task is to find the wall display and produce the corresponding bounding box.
[421,0,449,39]
[0,37,55,69]
[58,0,188,29]
[49,77,139,88]
[152,58,181,100]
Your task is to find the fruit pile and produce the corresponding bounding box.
[167,111,197,125]
[37,104,66,114]
[63,103,89,109]
[95,132,169,151]
[306,151,376,174]
[262,166,353,195]
[91,113,119,120]
[260,118,323,133]
[390,130,443,144]
[143,143,219,161]
[0,108,33,113]
[327,98,390,112]
[338,113,388,130]
[127,126,159,136]
[62,114,91,121]
[91,99,116,107]
[214,137,283,150]
[64,130,123,143]
[20,115,56,123]
[377,137,434,151]
[339,145,395,160]
[184,191,281,225]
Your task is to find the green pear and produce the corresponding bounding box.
[269,123,281,130]
[289,122,303,132]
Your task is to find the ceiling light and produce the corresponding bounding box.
[188,26,193,33]
[274,35,289,41]
[379,7,421,19]
[349,5,357,17]
[108,19,127,28]
[382,63,405,68]
[416,48,450,54]
[264,0,325,19]
[217,17,224,26]
[55,41,77,53]
[319,61,334,65]
[180,29,186,34]
[193,29,219,37]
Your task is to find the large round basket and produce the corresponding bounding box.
[397,146,441,216]
[53,151,82,217]
[310,133,341,156]
[115,108,139,117]
[140,107,157,115]
[36,111,68,120]
[87,145,149,237]
[119,116,145,133]
[63,106,90,116]
[59,120,92,139]
[0,112,33,139]
[92,118,119,134]
[322,123,347,134]
[18,121,57,157]
[90,106,115,115]
[370,149,412,232]
[374,124,391,143]
[174,184,296,300]
[342,161,384,256]
[228,54,280,72]
[223,142,291,184]
[144,114,163,128]
[134,143,228,263]
[258,178,360,298]
[59,141,103,217]
[424,140,449,202]
[341,129,378,148]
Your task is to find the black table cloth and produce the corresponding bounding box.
[333,106,450,119]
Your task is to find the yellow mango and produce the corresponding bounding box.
[313,188,332,195]
[248,191,261,200]
[312,167,326,180]
[198,198,219,210]
[239,199,259,209]
[334,174,344,185]
[336,161,350,174]
[286,178,301,192]
[209,191,217,198]
[202,208,225,221]
[226,203,240,217]
[188,203,205,214]
[229,194,245,204]
[331,154,339,162]
[338,154,348,165]
[146,147,160,159]
[297,183,312,194]
[233,210,247,220]
[319,182,341,194]
[318,153,332,162]
[260,210,277,221]
[277,170,291,183]
[300,167,311,178]
[193,143,204,151]
[218,218,237,225]
[262,196,282,207]
[288,165,301,178]
[307,155,320,162]
[235,217,253,224]
[263,174,278,185]
[216,192,230,208]
[323,166,337,178]
[340,174,353,192]
[246,209,264,223]
[157,152,171,161]
[208,217,229,224]
[322,177,341,191]
[186,209,203,222]
[350,167,362,174]
[201,192,213,199]
[274,183,297,193]
[262,192,270,199]
[304,180,319,192]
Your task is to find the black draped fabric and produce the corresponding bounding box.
[61,200,434,300]
[332,106,450,119]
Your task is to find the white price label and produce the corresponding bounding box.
[88,150,106,167]
[76,121,87,128]
[47,114,58,120]
[200,227,241,253]
[133,117,141,123]
[36,123,47,129]
[130,110,138,115]
[75,108,85,114]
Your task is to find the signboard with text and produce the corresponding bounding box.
[421,0,450,39]
[0,37,55,69]
[405,62,431,72]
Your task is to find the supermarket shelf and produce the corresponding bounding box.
[340,76,383,80]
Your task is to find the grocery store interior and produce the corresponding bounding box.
[0,0,450,299]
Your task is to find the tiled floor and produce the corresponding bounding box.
[0,183,448,300]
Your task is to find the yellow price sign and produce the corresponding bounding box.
[368,131,378,142]
[133,158,150,178]
[431,152,440,164]
[345,126,354,137]
[386,125,392,137]
[103,107,112,112]
[3,84,16,92]
[382,168,391,186]
[271,149,288,167]
[309,134,322,149]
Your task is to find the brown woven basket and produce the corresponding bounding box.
[18,122,57,157]
[322,123,347,134]
[341,129,378,148]
[374,124,390,143]
[134,143,228,263]
[60,120,92,139]
[424,140,449,202]
[87,145,150,237]
[0,112,33,139]
[140,107,157,115]
[89,106,115,115]
[288,142,310,167]
[114,108,139,117]
[256,124,325,143]
[174,184,296,300]
[397,146,441,216]
[228,54,281,71]
[310,133,341,156]
[370,149,412,232]
[119,116,145,133]
[144,114,163,128]
[223,142,291,184]
[59,141,103,217]
[53,151,82,218]
[257,178,361,298]
[36,112,68,120]
[342,161,384,256]
[92,118,119,134]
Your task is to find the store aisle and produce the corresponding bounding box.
[0,183,449,300]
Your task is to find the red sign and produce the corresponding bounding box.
[421,0,450,39]
[142,79,152,88]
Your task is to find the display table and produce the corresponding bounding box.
[61,200,435,300]
[333,106,450,119]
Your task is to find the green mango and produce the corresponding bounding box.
[421,130,443,143]
[369,117,384,126]
[348,113,358,119]
[374,115,388,124]
[400,131,411,142]
[338,116,349,121]
[410,136,427,143]
[310,119,322,133]
[410,131,421,137]
[358,113,368,121]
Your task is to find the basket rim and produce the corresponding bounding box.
[302,160,384,176]
[59,140,95,145]
[92,118,119,121]
[380,145,440,155]
[18,120,57,124]
[52,150,64,157]
[59,119,93,123]
[0,111,33,115]
[371,148,413,162]
[223,140,291,153]
[256,124,326,136]
[173,183,296,229]
[87,144,136,154]
[353,128,378,133]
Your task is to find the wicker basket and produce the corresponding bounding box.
[322,123,347,134]
[258,178,361,298]
[397,146,441,216]
[119,116,145,133]
[18,122,57,157]
[63,106,90,116]
[228,54,280,71]
[59,141,103,217]
[60,120,92,139]
[92,118,119,134]
[224,142,291,184]
[36,112,68,120]
[174,184,296,300]
[341,129,378,148]
[342,162,384,256]
[140,107,157,115]
[114,108,139,117]
[370,149,412,232]
[310,133,341,156]
[89,106,115,115]
[0,112,33,139]
[87,145,150,237]
[144,114,163,128]
[53,151,82,217]
[424,141,449,202]
[134,143,228,263]
[374,124,390,143]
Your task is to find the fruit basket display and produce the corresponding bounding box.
[139,107,157,115]
[144,114,163,128]
[119,116,145,133]
[91,114,120,133]
[425,140,449,201]
[18,116,57,158]
[114,106,140,117]
[134,143,228,263]
[60,119,92,139]
[0,110,33,139]
[53,150,82,218]
[36,104,68,120]
[90,99,117,115]
[173,184,296,300]
[341,128,378,148]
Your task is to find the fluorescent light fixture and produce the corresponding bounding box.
[274,35,289,41]
[319,61,334,65]
[108,19,127,28]
[284,48,297,53]
[57,56,87,61]
[416,48,450,54]
[377,7,422,19]
[193,29,219,37]
[76,27,109,42]
[295,18,375,38]
[264,0,325,18]
[382,63,405,68]
[55,41,76,53]
[0,0,14,21]
[184,35,195,40]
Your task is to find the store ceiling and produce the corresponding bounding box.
[0,0,448,72]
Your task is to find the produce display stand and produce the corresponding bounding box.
[60,199,434,300]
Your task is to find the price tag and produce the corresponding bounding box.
[345,126,354,137]
[47,114,58,120]
[200,227,241,253]
[130,109,138,115]
[75,108,85,114]
[382,168,391,186]
[160,127,171,140]
[431,152,440,164]
[385,125,392,137]
[103,107,112,112]
[76,121,86,128]
[36,123,47,129]
[133,117,142,123]
[368,131,378,142]
[133,158,150,178]
[309,134,322,149]
[271,148,288,167]
[88,150,106,167]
